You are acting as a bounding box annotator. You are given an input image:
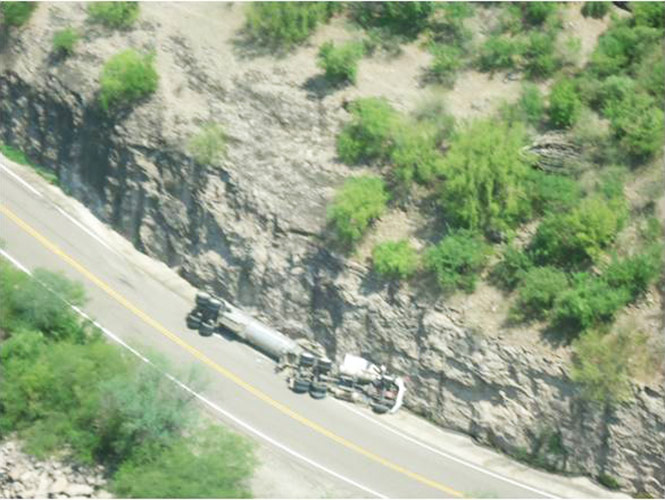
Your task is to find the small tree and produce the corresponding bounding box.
[337,97,399,164]
[87,2,139,29]
[428,44,463,87]
[519,83,545,125]
[513,266,568,320]
[372,240,419,280]
[549,78,581,128]
[317,41,365,85]
[581,2,610,19]
[99,49,158,112]
[390,122,444,186]
[608,92,664,159]
[439,119,532,233]
[188,123,226,165]
[52,28,79,57]
[425,229,490,293]
[327,176,389,245]
[490,245,533,291]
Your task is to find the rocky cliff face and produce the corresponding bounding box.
[1,5,663,496]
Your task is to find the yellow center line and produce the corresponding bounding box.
[0,202,463,498]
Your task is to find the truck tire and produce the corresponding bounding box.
[195,293,211,308]
[186,313,202,330]
[199,320,215,337]
[292,377,310,394]
[309,381,328,400]
[371,399,391,414]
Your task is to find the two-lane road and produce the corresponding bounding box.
[0,158,611,499]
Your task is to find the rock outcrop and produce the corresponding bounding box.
[0,440,112,499]
[1,4,663,496]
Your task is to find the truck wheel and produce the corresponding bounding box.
[195,293,211,308]
[371,400,391,414]
[309,381,328,399]
[309,388,327,400]
[186,314,202,330]
[292,378,310,394]
[199,320,215,337]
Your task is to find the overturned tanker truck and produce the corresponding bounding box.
[186,292,405,414]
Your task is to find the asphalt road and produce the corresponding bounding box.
[0,159,560,499]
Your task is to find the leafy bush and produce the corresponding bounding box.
[522,2,559,26]
[112,426,254,498]
[523,31,558,79]
[590,21,661,77]
[477,35,524,72]
[490,245,534,291]
[528,170,582,215]
[327,176,389,245]
[1,2,37,27]
[549,78,582,128]
[99,49,158,111]
[87,2,139,29]
[607,92,664,159]
[571,329,633,404]
[245,2,336,49]
[52,27,79,56]
[581,2,610,19]
[425,229,490,293]
[317,40,365,85]
[513,266,568,320]
[337,97,399,164]
[390,122,443,186]
[372,240,419,280]
[531,196,626,268]
[519,83,545,125]
[188,122,226,165]
[635,48,664,100]
[552,273,630,332]
[603,248,663,301]
[428,44,463,86]
[351,2,434,39]
[632,2,665,29]
[597,75,637,115]
[428,3,473,49]
[439,119,532,233]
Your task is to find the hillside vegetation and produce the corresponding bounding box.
[0,260,255,497]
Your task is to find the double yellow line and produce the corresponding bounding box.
[0,202,462,498]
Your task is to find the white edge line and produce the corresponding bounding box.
[54,206,119,255]
[0,162,44,198]
[334,400,558,499]
[0,251,387,500]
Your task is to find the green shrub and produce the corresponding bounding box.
[245,2,336,49]
[439,120,532,233]
[87,2,139,29]
[522,2,559,26]
[528,170,582,215]
[603,248,663,301]
[571,330,633,404]
[552,273,630,332]
[390,122,443,186]
[607,92,664,159]
[112,425,254,498]
[52,27,79,56]
[372,240,419,280]
[531,196,626,268]
[327,176,389,245]
[635,48,664,100]
[490,245,534,291]
[513,266,568,320]
[337,97,399,164]
[188,122,226,166]
[519,83,545,125]
[428,44,463,86]
[428,3,473,49]
[597,473,622,491]
[425,229,490,293]
[317,41,365,85]
[99,49,158,112]
[597,75,637,116]
[581,2,610,19]
[590,21,661,77]
[411,95,456,143]
[523,32,558,79]
[1,2,37,27]
[351,2,434,39]
[632,2,665,29]
[477,35,524,72]
[549,78,582,128]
